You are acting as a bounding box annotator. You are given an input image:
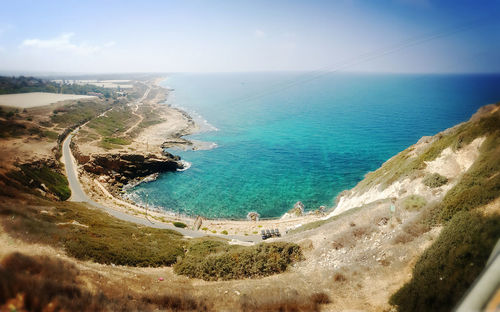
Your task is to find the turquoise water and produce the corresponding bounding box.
[127,73,500,219]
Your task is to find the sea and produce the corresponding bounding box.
[125,72,500,219]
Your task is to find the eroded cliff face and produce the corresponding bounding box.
[82,153,181,178]
[71,142,183,185]
[324,103,500,219]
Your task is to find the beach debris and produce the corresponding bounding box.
[247,211,260,221]
[158,277,164,281]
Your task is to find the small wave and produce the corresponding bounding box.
[177,160,192,171]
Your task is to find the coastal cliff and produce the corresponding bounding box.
[323,103,500,221]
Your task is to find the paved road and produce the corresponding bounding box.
[61,128,260,243]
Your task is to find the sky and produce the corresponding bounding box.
[0,0,499,74]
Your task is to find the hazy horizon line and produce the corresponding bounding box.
[2,69,500,78]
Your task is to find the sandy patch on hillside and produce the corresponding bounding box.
[425,137,485,178]
[0,92,96,108]
[326,137,485,218]
[0,138,55,173]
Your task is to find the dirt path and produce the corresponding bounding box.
[123,86,150,136]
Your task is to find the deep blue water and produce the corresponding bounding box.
[127,73,500,219]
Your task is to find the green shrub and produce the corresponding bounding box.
[221,230,228,235]
[401,195,427,211]
[8,164,71,200]
[174,241,303,281]
[390,211,500,312]
[173,222,187,228]
[99,136,132,149]
[437,131,500,221]
[42,130,59,141]
[423,173,448,188]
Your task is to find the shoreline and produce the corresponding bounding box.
[71,77,327,238]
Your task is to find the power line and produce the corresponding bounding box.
[222,13,496,107]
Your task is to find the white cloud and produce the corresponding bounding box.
[21,33,112,55]
[253,29,266,38]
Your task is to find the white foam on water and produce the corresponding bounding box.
[177,160,192,171]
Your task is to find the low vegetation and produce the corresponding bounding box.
[8,163,71,200]
[173,221,187,228]
[99,136,132,149]
[42,130,59,141]
[138,105,165,129]
[87,106,137,137]
[1,198,185,267]
[1,193,304,279]
[0,252,210,311]
[174,239,303,281]
[239,291,329,312]
[0,119,28,138]
[51,100,110,128]
[390,211,500,312]
[438,131,500,221]
[401,195,427,211]
[423,172,448,188]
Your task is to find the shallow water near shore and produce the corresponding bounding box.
[127,72,500,219]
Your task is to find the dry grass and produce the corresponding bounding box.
[392,208,432,244]
[390,211,500,312]
[239,290,329,312]
[0,252,211,311]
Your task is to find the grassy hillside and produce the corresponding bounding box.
[7,163,71,201]
[358,103,500,194]
[388,104,500,311]
[0,192,301,275]
[174,239,303,281]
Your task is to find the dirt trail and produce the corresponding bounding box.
[123,86,150,136]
